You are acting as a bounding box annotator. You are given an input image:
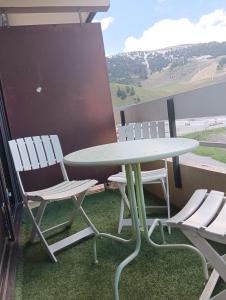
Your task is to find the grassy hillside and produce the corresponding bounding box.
[110,83,153,107]
[110,57,226,107]
[108,43,226,108]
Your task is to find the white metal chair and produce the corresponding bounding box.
[168,189,226,300]
[108,121,170,233]
[9,135,98,262]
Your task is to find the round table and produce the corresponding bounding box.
[64,138,200,299]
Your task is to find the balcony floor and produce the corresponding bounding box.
[15,190,225,300]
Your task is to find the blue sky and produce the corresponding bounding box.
[95,0,226,55]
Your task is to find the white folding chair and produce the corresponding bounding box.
[168,189,226,300]
[9,135,98,262]
[108,121,171,233]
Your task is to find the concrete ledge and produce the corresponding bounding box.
[142,159,226,209]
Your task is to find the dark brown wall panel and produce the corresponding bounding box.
[0,24,117,190]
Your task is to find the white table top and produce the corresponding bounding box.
[64,138,199,167]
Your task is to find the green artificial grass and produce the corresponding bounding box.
[15,190,225,300]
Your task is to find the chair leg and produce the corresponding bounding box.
[118,198,125,234]
[161,178,171,234]
[118,184,130,234]
[66,195,79,228]
[30,201,48,243]
[183,230,226,283]
[118,184,130,209]
[164,160,171,234]
[25,200,57,262]
[200,268,219,300]
[165,176,171,234]
[182,229,226,300]
[79,206,99,234]
[32,198,79,241]
[165,176,170,218]
[73,193,99,234]
[26,191,98,263]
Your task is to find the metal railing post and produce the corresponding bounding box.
[120,110,126,126]
[167,98,182,188]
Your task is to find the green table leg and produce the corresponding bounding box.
[93,163,142,300]
[93,233,132,264]
[94,162,208,300]
[133,163,208,281]
[113,164,142,300]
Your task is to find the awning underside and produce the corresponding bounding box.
[0,0,110,25]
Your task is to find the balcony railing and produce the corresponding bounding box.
[114,81,226,208]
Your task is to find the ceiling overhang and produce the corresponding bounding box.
[0,0,110,26]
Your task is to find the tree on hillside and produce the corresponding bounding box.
[120,90,127,100]
[117,87,122,98]
[130,86,135,96]
[217,57,226,70]
[134,97,141,104]
[126,86,131,93]
[117,87,127,100]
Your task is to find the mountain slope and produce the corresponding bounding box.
[107,42,226,107]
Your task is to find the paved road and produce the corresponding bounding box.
[175,116,226,136]
[171,116,226,170]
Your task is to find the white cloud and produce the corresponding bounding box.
[93,17,114,31]
[157,0,166,3]
[124,9,226,52]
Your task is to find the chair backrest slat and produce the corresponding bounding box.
[24,137,40,169]
[9,135,67,194]
[118,126,127,142]
[118,121,166,142]
[134,123,142,140]
[142,122,150,139]
[9,135,64,172]
[9,135,66,172]
[158,121,166,138]
[183,190,224,229]
[149,122,157,138]
[41,136,56,166]
[126,124,134,141]
[8,140,24,171]
[32,136,48,168]
[16,138,32,171]
[50,135,63,163]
